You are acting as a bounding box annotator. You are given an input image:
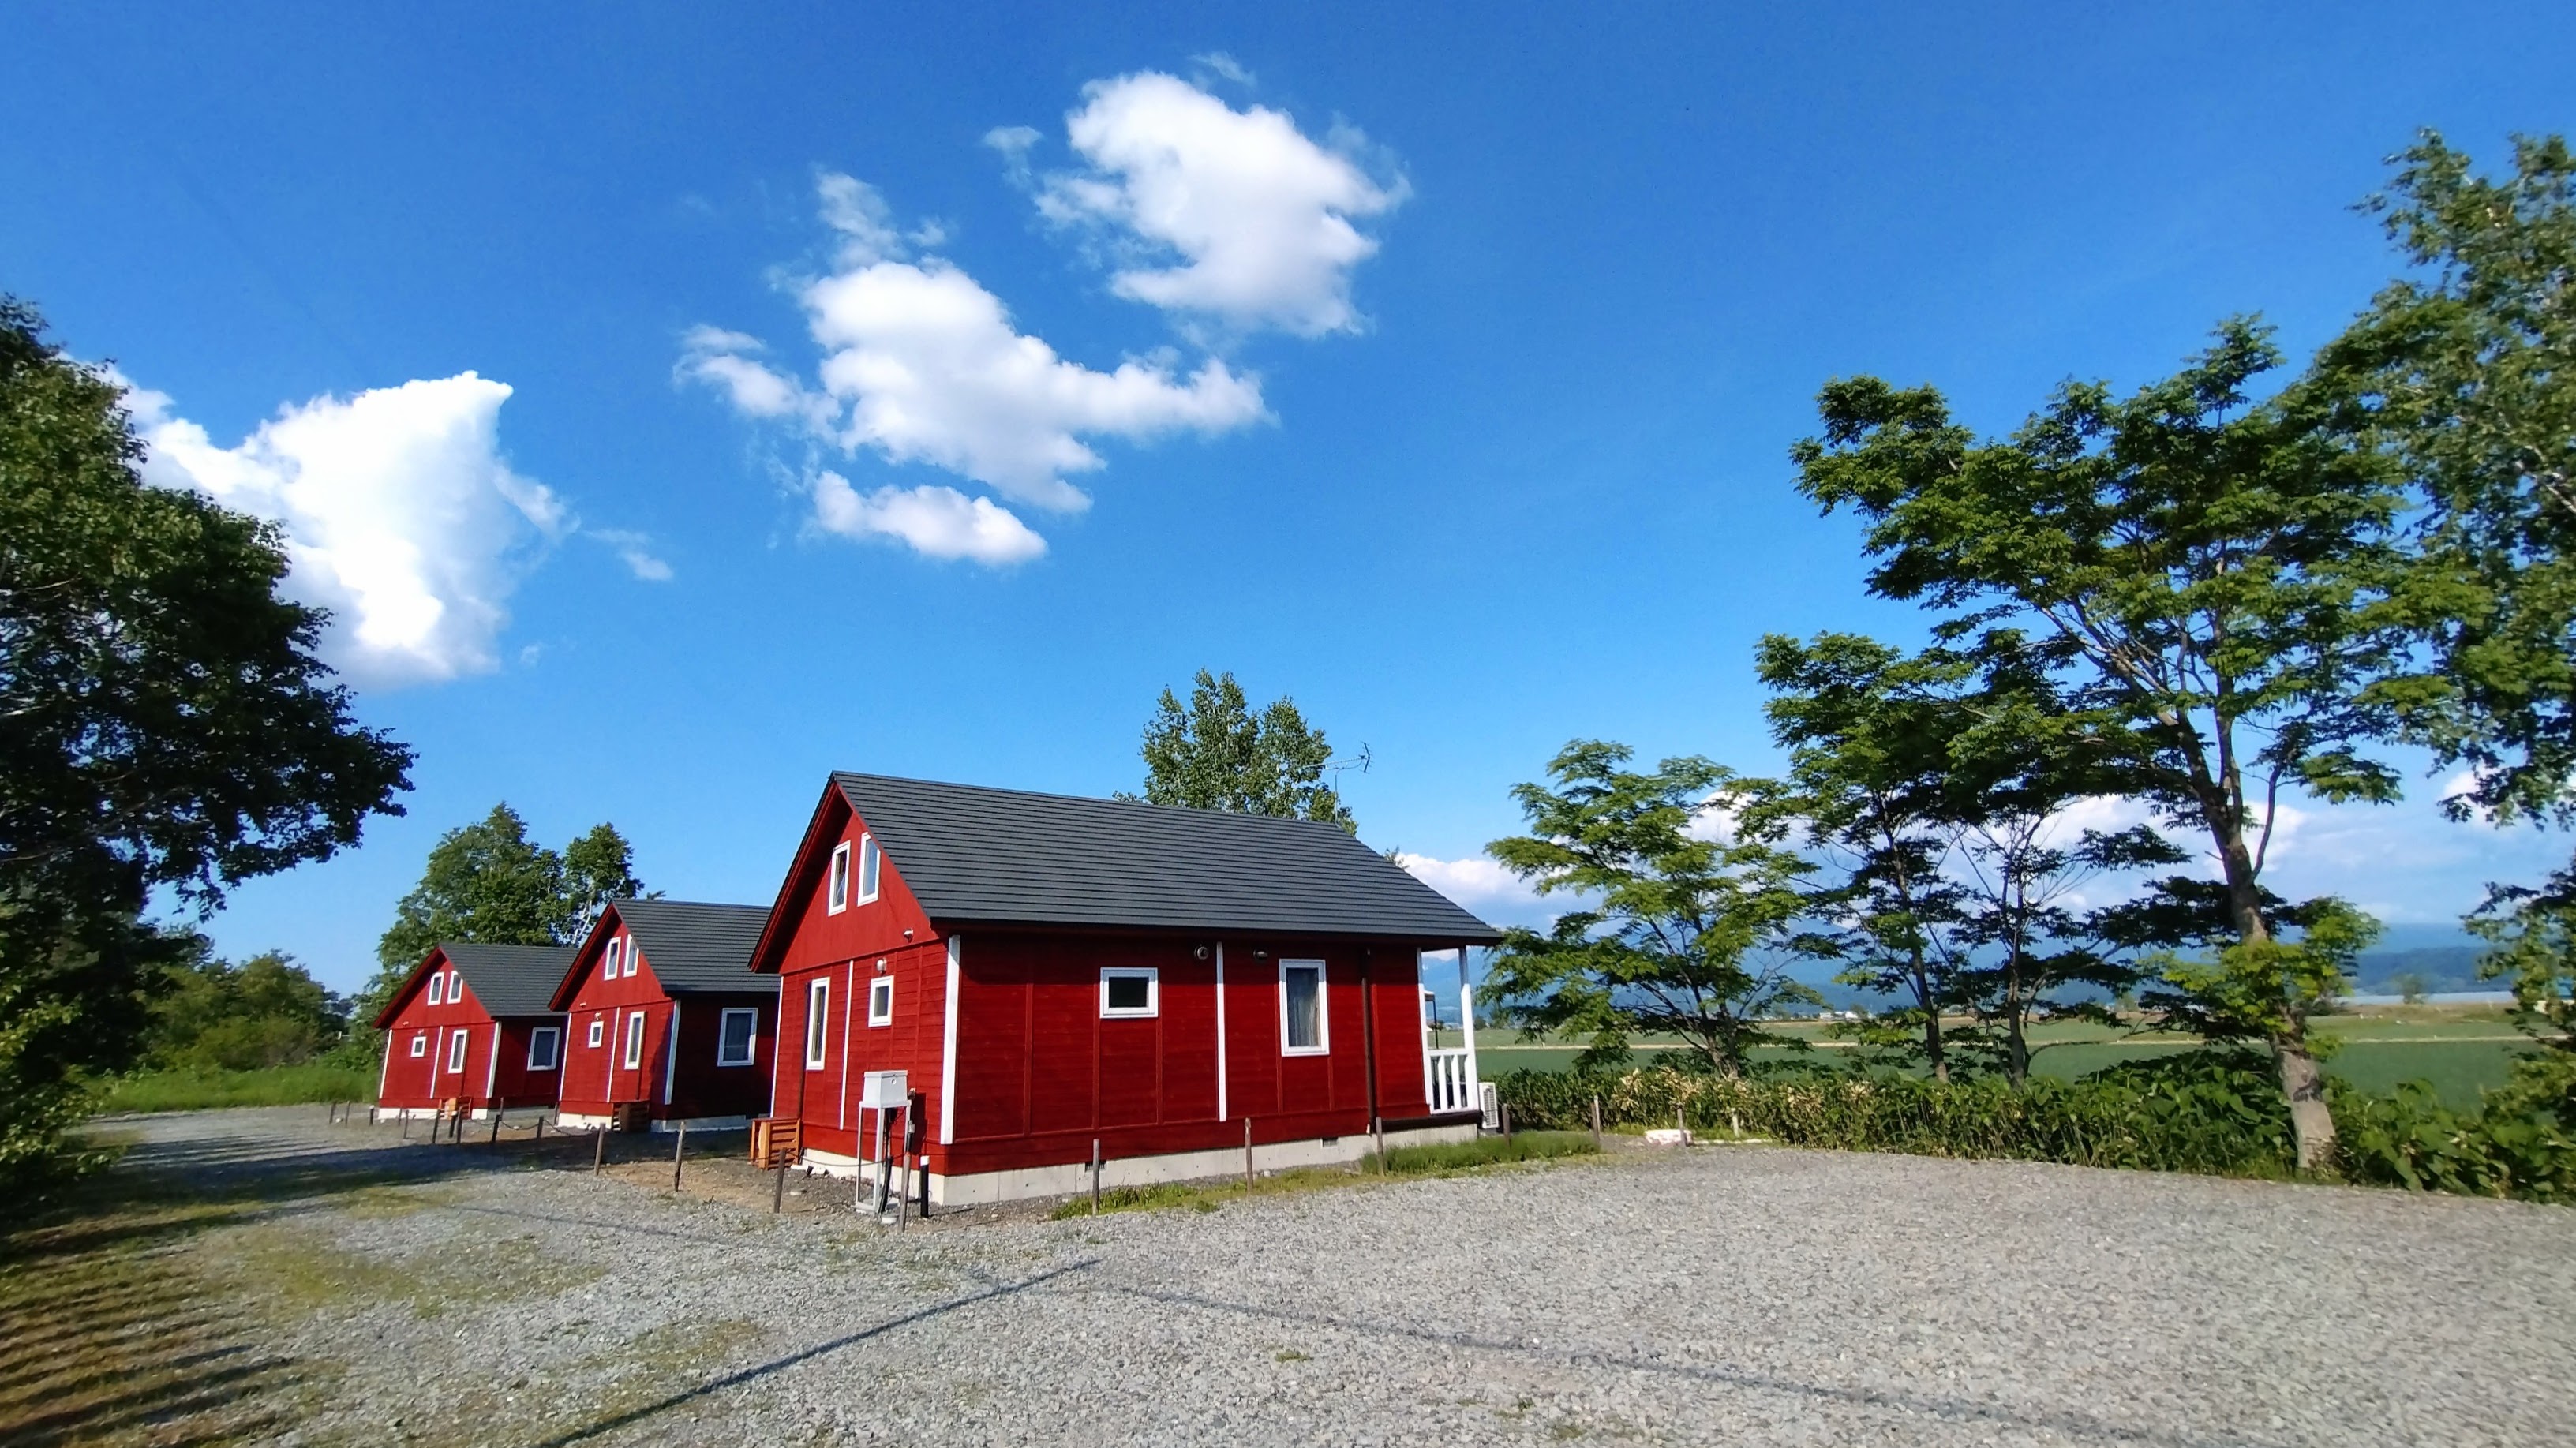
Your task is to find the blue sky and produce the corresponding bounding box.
[7,3,2572,991]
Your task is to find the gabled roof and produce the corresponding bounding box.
[605,898,773,995]
[818,771,1502,942]
[376,942,575,1025]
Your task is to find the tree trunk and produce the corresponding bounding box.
[2273,1037,2335,1173]
[1922,965,1948,1083]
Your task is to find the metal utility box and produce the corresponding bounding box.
[858,1069,909,1110]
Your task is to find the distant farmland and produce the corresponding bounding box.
[1443,1005,2530,1110]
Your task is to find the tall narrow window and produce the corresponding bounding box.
[447,1029,470,1073]
[716,1008,758,1066]
[527,1027,562,1072]
[1281,960,1327,1054]
[828,842,852,913]
[805,979,830,1068]
[623,1011,646,1069]
[427,972,445,1005]
[606,938,625,978]
[857,835,881,903]
[867,975,894,1027]
[447,971,463,1002]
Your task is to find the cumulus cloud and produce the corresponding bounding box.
[809,471,1046,565]
[1035,71,1404,336]
[681,170,1270,561]
[1396,852,1544,917]
[129,372,665,684]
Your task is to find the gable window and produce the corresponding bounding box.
[527,1027,562,1072]
[1100,967,1158,1019]
[717,1008,758,1067]
[410,1032,428,1058]
[606,938,625,978]
[828,842,852,914]
[447,971,463,1004]
[805,979,830,1068]
[586,1017,605,1049]
[447,1030,470,1074]
[857,835,881,904]
[1280,960,1328,1055]
[867,975,894,1027]
[623,1011,647,1070]
[427,972,445,1005]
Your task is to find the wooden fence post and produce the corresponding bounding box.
[671,1123,687,1191]
[1243,1117,1254,1191]
[592,1125,607,1173]
[490,1098,505,1145]
[1591,1094,1603,1150]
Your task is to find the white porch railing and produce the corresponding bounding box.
[1427,1047,1477,1114]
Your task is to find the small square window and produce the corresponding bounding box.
[858,835,881,904]
[867,975,894,1027]
[527,1027,562,1072]
[447,1030,470,1073]
[1281,960,1328,1055]
[586,1017,605,1049]
[1100,967,1158,1018]
[426,972,445,1005]
[623,1011,647,1069]
[717,1008,758,1066]
[828,842,852,913]
[805,980,831,1068]
[410,1032,428,1057]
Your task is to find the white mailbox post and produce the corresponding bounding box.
[858,1070,909,1215]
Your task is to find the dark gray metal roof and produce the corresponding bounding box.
[438,943,575,1017]
[613,899,774,994]
[831,772,1502,942]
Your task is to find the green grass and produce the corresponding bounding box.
[1376,1130,1599,1173]
[94,1062,376,1113]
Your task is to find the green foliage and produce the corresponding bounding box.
[2314,132,2576,824]
[94,1061,376,1114]
[0,297,410,1205]
[1129,668,1357,832]
[140,948,346,1072]
[1485,741,1822,1076]
[2330,1078,2575,1202]
[1372,1130,1599,1173]
[2141,899,2379,1046]
[362,805,646,1020]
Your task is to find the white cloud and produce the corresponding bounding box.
[132,374,564,688]
[590,529,674,582]
[682,171,1269,558]
[1190,51,1256,88]
[1397,852,1544,916]
[809,471,1046,565]
[1037,72,1404,336]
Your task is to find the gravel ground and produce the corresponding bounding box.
[87,1106,2576,1446]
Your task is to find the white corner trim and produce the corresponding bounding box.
[376,1028,394,1103]
[661,1001,681,1106]
[838,960,854,1132]
[484,1023,500,1098]
[1213,942,1229,1121]
[939,934,961,1146]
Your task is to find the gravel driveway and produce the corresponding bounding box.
[71,1106,2576,1446]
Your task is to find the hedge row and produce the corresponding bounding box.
[1491,1053,2574,1201]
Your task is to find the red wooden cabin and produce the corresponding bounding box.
[751,773,1501,1206]
[550,898,777,1132]
[373,943,575,1120]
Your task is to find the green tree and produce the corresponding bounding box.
[2314,132,2576,824]
[144,948,346,1072]
[361,806,645,1020]
[1129,669,1357,832]
[0,297,411,1196]
[1485,740,1823,1076]
[2466,862,2576,1136]
[1795,321,2407,1167]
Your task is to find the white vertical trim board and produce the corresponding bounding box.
[376,1030,394,1102]
[1458,948,1480,1096]
[1213,942,1228,1121]
[839,960,855,1132]
[939,935,961,1146]
[485,1023,501,1098]
[661,1001,681,1106]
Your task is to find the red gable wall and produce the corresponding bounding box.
[374,948,564,1111]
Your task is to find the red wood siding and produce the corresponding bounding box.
[374,951,564,1109]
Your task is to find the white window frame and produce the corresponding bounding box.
[1099,967,1159,1019]
[426,972,445,1005]
[867,975,894,1027]
[805,979,830,1068]
[586,1016,605,1049]
[623,1010,647,1070]
[857,834,881,904]
[716,1008,758,1067]
[1280,960,1330,1056]
[828,842,852,914]
[447,971,464,1004]
[606,937,625,979]
[410,1032,428,1058]
[527,1026,562,1072]
[447,1029,470,1074]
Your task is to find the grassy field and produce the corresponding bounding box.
[93,1062,377,1115]
[1442,1005,2537,1110]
